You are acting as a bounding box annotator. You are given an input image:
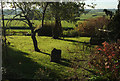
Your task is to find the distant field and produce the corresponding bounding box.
[4,12,105,29]
[4,20,75,28]
[80,12,105,20]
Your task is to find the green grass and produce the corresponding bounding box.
[4,36,92,79]
[4,20,75,28]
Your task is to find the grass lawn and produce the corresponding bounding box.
[3,36,93,80]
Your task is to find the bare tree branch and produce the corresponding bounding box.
[21,20,29,24]
[42,2,49,27]
[35,2,49,33]
[6,13,22,27]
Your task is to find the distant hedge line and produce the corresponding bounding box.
[6,26,74,30]
[6,26,31,29]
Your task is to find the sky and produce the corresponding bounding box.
[0,0,119,9]
[85,0,118,9]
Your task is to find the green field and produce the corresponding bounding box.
[4,12,105,29]
[4,36,93,79]
[4,20,75,28]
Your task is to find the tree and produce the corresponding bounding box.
[8,2,43,52]
[1,1,8,65]
[106,1,120,41]
[44,2,86,39]
[32,2,86,39]
[1,2,6,44]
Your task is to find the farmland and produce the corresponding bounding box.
[2,7,118,80]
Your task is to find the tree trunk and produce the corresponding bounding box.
[52,3,63,39]
[52,16,62,39]
[31,32,40,52]
[25,16,40,52]
[14,2,40,52]
[33,3,48,51]
[42,2,49,27]
[1,1,8,65]
[35,2,49,33]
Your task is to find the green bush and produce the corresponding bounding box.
[63,30,78,37]
[52,23,63,39]
[89,75,108,81]
[36,22,63,38]
[36,22,55,36]
[78,32,91,37]
[90,37,106,45]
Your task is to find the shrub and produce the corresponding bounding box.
[89,40,120,80]
[36,22,55,36]
[75,17,110,37]
[63,30,78,37]
[36,22,63,38]
[90,37,106,45]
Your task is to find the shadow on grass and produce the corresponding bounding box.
[58,38,89,44]
[39,51,50,56]
[38,51,72,67]
[51,58,72,67]
[2,46,62,80]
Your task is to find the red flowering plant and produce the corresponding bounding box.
[89,40,120,80]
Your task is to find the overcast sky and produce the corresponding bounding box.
[85,0,118,9]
